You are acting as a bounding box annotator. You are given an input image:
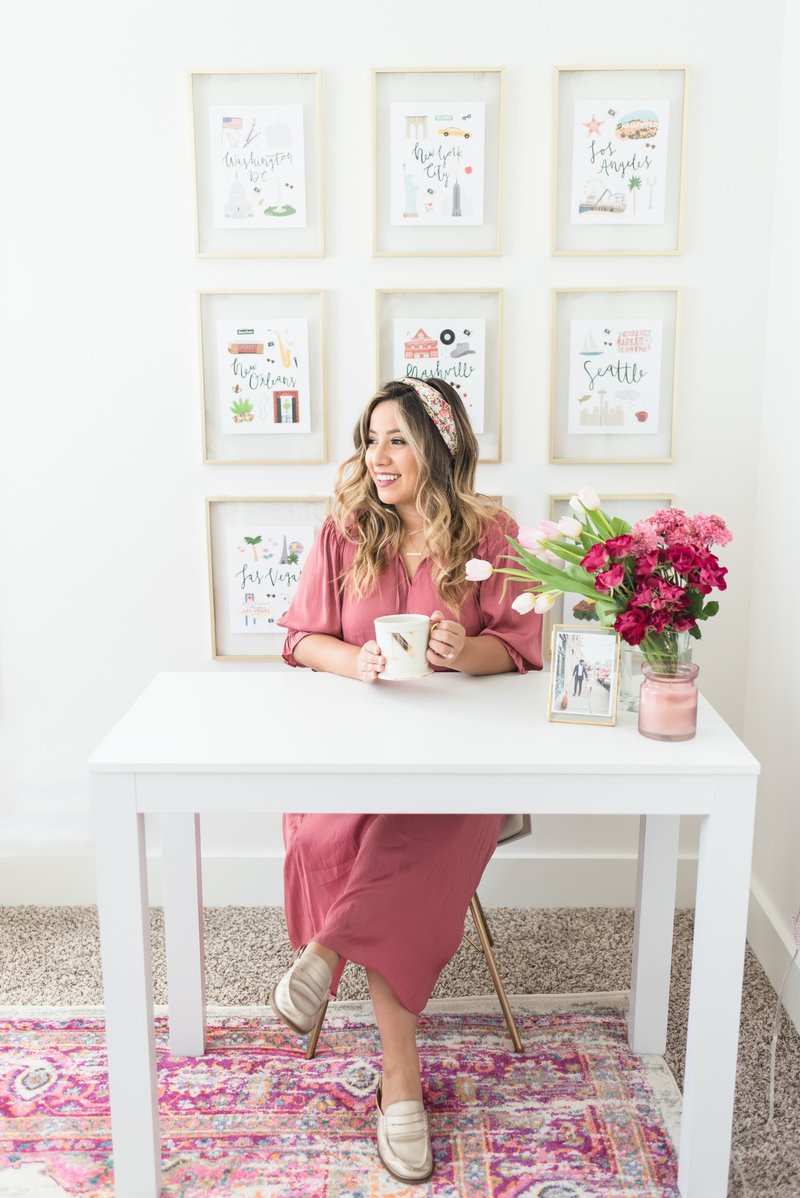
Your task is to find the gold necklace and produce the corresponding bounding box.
[401,526,426,557]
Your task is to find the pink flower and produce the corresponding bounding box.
[580,543,609,572]
[605,534,634,557]
[673,612,697,632]
[697,556,728,592]
[517,525,547,551]
[690,513,733,548]
[511,591,537,614]
[629,521,662,554]
[465,558,493,582]
[538,520,563,539]
[594,563,625,592]
[557,515,583,539]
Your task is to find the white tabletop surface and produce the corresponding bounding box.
[88,670,759,776]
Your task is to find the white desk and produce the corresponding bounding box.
[89,670,759,1198]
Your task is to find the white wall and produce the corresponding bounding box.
[0,1,788,924]
[743,0,800,1029]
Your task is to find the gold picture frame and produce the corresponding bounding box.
[376,288,504,463]
[550,287,680,464]
[198,290,328,465]
[552,65,688,256]
[373,67,504,257]
[548,625,621,726]
[206,496,329,661]
[190,70,325,258]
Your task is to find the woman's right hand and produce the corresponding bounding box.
[355,640,385,683]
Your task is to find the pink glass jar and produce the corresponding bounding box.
[638,663,699,742]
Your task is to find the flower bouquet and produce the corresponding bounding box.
[467,491,732,736]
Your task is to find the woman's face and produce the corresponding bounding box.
[365,400,420,510]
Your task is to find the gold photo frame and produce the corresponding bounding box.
[191,70,325,258]
[373,67,504,257]
[198,291,328,465]
[376,288,504,463]
[548,625,621,726]
[552,66,688,256]
[550,287,680,464]
[206,496,329,661]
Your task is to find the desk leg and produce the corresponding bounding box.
[628,814,680,1053]
[678,778,756,1198]
[93,774,161,1198]
[162,813,207,1057]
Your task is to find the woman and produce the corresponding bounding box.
[271,376,542,1184]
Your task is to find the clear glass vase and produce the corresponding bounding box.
[638,662,700,741]
[619,644,647,713]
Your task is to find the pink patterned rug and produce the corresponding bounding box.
[0,997,681,1197]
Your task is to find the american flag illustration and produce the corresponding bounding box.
[222,116,243,129]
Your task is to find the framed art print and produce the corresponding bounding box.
[548,625,620,726]
[550,287,680,463]
[552,66,688,255]
[191,71,324,257]
[206,496,329,660]
[199,291,327,464]
[373,68,503,256]
[376,289,503,462]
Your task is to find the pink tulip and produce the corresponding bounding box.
[517,525,547,551]
[465,558,493,582]
[557,516,582,539]
[511,592,537,614]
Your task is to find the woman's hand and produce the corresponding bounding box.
[427,611,467,668]
[355,640,385,684]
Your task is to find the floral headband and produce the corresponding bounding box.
[401,377,458,456]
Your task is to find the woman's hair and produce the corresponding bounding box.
[332,377,507,613]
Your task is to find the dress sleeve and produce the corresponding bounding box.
[474,516,543,674]
[277,517,346,668]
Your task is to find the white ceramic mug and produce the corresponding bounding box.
[374,614,433,680]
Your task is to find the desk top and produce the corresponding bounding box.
[88,670,759,777]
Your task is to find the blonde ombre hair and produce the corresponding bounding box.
[333,378,507,614]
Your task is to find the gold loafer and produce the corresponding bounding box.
[269,946,332,1035]
[375,1078,433,1184]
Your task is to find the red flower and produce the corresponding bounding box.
[580,543,609,572]
[614,608,649,645]
[595,563,625,592]
[667,544,700,573]
[634,551,661,577]
[605,534,634,557]
[673,612,697,632]
[697,554,728,592]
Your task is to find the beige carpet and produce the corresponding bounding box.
[1,905,798,1197]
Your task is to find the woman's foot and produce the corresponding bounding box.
[269,945,334,1035]
[375,1075,433,1184]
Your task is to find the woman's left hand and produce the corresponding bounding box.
[427,611,467,668]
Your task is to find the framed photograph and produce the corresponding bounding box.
[191,71,324,258]
[377,289,503,462]
[206,497,328,660]
[550,287,680,463]
[552,66,688,255]
[548,625,620,726]
[199,291,327,464]
[373,68,504,256]
[543,494,674,658]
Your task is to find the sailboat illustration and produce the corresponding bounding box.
[579,328,603,356]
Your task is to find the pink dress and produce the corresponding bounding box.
[277,514,542,1013]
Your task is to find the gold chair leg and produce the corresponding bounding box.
[471,891,494,947]
[469,894,523,1053]
[305,999,328,1060]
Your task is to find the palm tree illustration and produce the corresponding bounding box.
[628,175,642,216]
[244,535,262,562]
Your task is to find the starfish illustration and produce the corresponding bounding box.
[583,113,604,136]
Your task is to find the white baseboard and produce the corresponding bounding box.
[746,876,800,1036]
[0,850,700,909]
